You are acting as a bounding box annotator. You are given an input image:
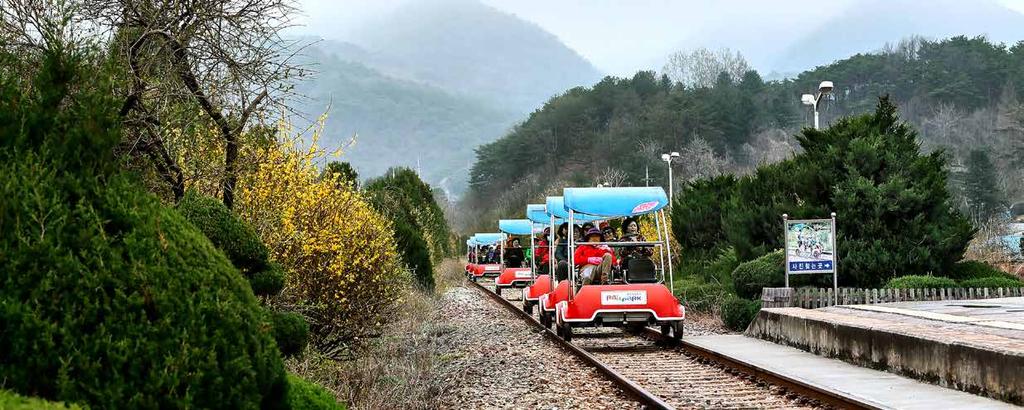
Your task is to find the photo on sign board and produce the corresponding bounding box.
[785,219,835,274]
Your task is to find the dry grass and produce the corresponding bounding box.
[964,216,1024,278]
[285,260,465,409]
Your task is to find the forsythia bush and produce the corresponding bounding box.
[235,127,409,349]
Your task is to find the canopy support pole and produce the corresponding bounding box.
[529,229,536,278]
[550,214,556,283]
[660,209,675,295]
[568,209,575,301]
[653,211,667,283]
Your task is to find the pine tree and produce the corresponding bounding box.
[963,150,1005,224]
[725,97,975,287]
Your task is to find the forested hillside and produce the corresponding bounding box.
[294,44,517,192]
[464,36,1024,229]
[296,0,603,194]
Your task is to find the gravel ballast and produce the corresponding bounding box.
[435,285,640,409]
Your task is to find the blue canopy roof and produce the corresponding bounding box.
[470,232,505,245]
[563,187,668,217]
[527,204,564,225]
[498,219,535,235]
[545,196,604,222]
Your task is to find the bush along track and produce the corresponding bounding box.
[0,48,287,408]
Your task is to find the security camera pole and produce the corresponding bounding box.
[661,151,680,206]
[801,81,834,130]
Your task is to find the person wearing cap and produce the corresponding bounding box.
[600,221,618,242]
[618,216,653,274]
[574,227,616,286]
[505,238,525,268]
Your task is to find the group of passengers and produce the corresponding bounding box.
[528,218,653,287]
[469,245,501,264]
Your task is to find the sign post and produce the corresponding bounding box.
[783,213,838,306]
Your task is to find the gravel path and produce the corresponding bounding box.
[435,284,640,409]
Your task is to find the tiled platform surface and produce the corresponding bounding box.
[745,298,1024,405]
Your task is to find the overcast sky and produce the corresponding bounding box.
[290,0,1024,76]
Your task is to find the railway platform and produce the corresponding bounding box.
[744,297,1024,406]
[686,334,1015,409]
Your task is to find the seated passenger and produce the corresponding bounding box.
[535,228,550,274]
[601,221,618,242]
[574,227,616,286]
[505,238,525,268]
[554,223,570,281]
[618,217,653,274]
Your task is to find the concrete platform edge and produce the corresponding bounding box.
[745,308,1023,405]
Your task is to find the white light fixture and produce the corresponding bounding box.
[818,81,834,94]
[801,80,834,130]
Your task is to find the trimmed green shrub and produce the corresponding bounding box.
[177,190,270,274]
[721,296,761,332]
[0,156,289,408]
[273,311,311,357]
[287,374,345,410]
[0,48,286,408]
[732,249,785,299]
[393,219,435,290]
[365,167,451,290]
[947,260,1017,281]
[0,390,83,410]
[959,276,1023,289]
[706,246,740,289]
[252,262,287,296]
[885,275,957,289]
[676,276,730,313]
[178,193,308,353]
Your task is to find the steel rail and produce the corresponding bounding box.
[470,274,881,409]
[468,280,674,410]
[636,329,878,410]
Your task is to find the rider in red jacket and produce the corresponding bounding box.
[536,228,550,266]
[574,227,616,285]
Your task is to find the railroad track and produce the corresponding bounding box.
[469,278,873,410]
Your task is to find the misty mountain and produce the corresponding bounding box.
[772,0,1024,72]
[346,0,604,113]
[294,45,518,194]
[295,0,604,195]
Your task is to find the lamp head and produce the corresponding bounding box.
[818,80,834,94]
[670,151,680,158]
[801,94,815,106]
[661,153,670,162]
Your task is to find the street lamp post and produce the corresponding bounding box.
[661,151,680,205]
[801,81,834,130]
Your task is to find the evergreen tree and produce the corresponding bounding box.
[725,98,974,287]
[671,175,738,261]
[365,167,452,290]
[963,150,1005,224]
